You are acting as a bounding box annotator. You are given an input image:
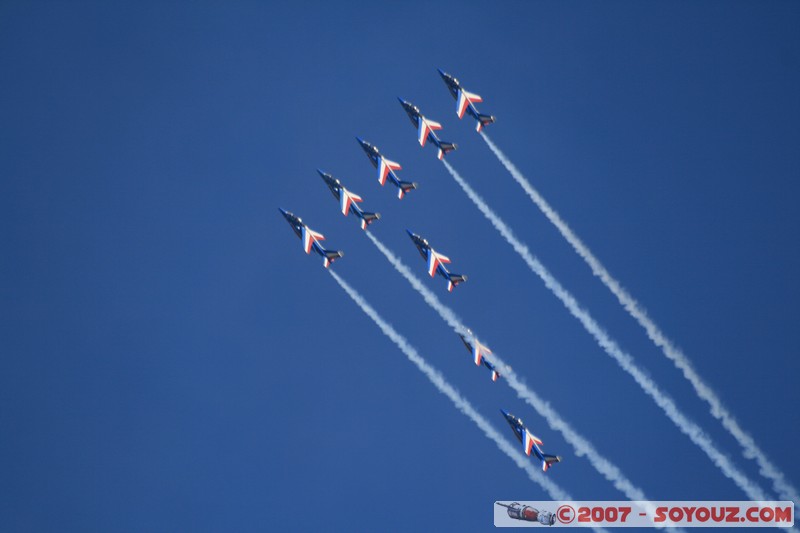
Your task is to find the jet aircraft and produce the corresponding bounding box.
[356,138,418,200]
[501,410,562,472]
[406,230,467,292]
[495,502,556,526]
[397,98,457,160]
[279,208,343,268]
[438,69,496,132]
[318,170,380,230]
[459,329,500,381]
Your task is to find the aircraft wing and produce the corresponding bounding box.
[457,89,483,119]
[340,189,363,215]
[378,157,402,186]
[523,429,544,456]
[473,342,491,366]
[427,250,451,277]
[301,226,325,254]
[418,118,443,146]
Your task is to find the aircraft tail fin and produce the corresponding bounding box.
[446,273,467,292]
[436,141,457,160]
[322,249,344,268]
[542,454,561,472]
[398,181,418,200]
[359,212,380,230]
[476,114,496,132]
[491,369,500,382]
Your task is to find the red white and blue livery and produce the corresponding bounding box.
[438,69,496,132]
[406,230,467,292]
[459,329,501,382]
[356,137,418,199]
[495,502,556,526]
[398,98,457,160]
[318,170,380,230]
[279,208,343,268]
[501,410,562,472]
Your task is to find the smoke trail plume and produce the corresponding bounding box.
[480,132,798,504]
[328,269,570,500]
[365,231,651,504]
[440,158,770,502]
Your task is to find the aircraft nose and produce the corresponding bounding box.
[405,229,415,239]
[316,169,326,177]
[500,409,510,418]
[437,68,446,77]
[355,136,364,145]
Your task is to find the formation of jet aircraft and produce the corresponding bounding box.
[280,69,563,473]
[406,230,467,292]
[318,170,380,230]
[459,329,501,381]
[501,410,562,472]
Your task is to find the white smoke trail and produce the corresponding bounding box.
[440,159,771,502]
[327,269,571,501]
[480,132,799,505]
[365,231,651,504]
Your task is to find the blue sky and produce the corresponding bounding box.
[1,1,799,531]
